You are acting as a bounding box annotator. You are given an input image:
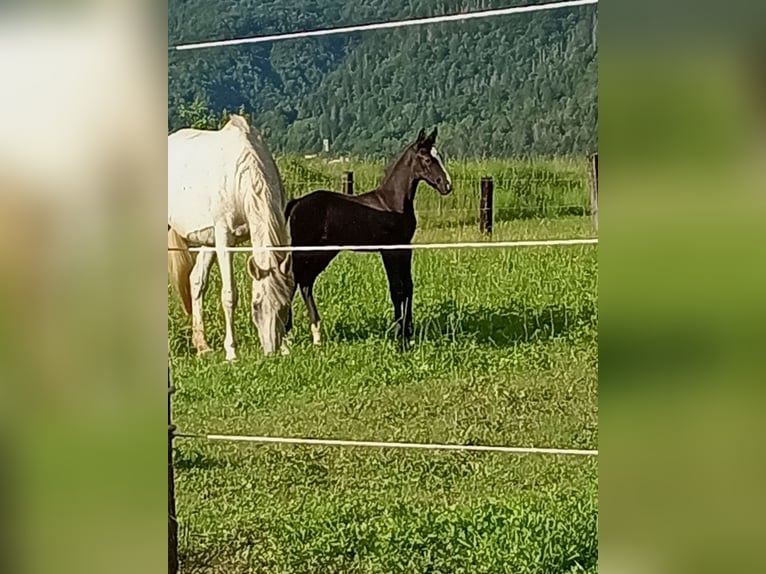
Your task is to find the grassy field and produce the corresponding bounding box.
[169,160,598,573]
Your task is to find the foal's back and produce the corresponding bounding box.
[286,190,415,248]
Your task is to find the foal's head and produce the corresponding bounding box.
[407,127,453,195]
[246,253,294,356]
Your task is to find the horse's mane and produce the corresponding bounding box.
[380,143,414,187]
[225,114,293,306]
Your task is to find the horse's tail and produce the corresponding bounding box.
[284,198,298,221]
[168,227,193,315]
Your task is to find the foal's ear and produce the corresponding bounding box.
[415,128,426,145]
[424,127,438,146]
[247,256,268,280]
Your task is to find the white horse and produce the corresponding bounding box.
[168,115,294,360]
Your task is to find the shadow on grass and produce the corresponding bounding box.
[173,448,225,471]
[331,299,596,347]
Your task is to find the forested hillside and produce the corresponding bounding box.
[168,0,597,158]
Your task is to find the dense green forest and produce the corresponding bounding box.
[168,0,597,158]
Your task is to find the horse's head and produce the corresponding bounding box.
[410,127,452,195]
[246,253,294,356]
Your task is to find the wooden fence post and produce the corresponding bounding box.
[342,171,354,195]
[480,177,494,235]
[589,153,598,232]
[168,368,178,574]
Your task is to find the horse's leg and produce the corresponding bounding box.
[280,284,297,356]
[294,252,336,345]
[214,228,238,361]
[285,283,296,335]
[300,281,321,345]
[382,249,414,347]
[190,250,215,355]
[401,251,414,340]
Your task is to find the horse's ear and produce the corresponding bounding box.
[247,256,268,280]
[416,128,426,145]
[424,127,438,146]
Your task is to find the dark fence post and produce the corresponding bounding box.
[168,368,178,574]
[342,171,354,195]
[480,177,494,235]
[589,153,598,232]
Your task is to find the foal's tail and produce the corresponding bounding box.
[168,227,193,315]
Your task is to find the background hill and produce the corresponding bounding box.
[168,0,598,158]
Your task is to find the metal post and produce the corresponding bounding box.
[589,153,598,232]
[168,368,178,574]
[342,171,354,195]
[480,177,494,235]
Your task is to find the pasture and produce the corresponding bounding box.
[169,158,598,573]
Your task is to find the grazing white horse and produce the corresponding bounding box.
[168,115,294,360]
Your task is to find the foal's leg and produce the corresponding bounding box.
[402,255,414,339]
[382,249,414,346]
[294,252,336,345]
[190,250,215,355]
[300,281,322,345]
[214,228,238,361]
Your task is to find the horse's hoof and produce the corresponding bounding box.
[398,335,413,352]
[196,347,212,356]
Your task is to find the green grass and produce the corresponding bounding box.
[169,181,598,572]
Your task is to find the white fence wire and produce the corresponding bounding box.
[168,238,598,253]
[175,432,597,457]
[170,0,599,51]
